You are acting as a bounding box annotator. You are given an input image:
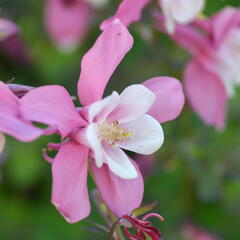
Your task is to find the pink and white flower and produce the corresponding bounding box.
[8,20,185,223]
[155,7,240,129]
[100,0,205,33]
[75,84,164,179]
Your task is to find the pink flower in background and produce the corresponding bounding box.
[0,18,31,64]
[182,223,220,240]
[19,20,184,223]
[159,0,205,33]
[100,0,205,33]
[44,0,93,51]
[155,7,240,130]
[0,19,19,41]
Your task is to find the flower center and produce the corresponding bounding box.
[97,121,133,145]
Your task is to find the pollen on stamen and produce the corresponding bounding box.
[97,121,133,145]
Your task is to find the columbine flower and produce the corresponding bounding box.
[155,7,240,129]
[75,84,164,179]
[15,20,184,223]
[100,0,205,33]
[44,0,108,51]
[45,0,92,51]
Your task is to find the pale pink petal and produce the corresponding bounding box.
[0,133,5,154]
[91,159,143,217]
[210,7,240,47]
[20,86,84,137]
[0,18,19,41]
[0,113,43,141]
[45,0,92,51]
[103,143,138,179]
[142,77,185,123]
[107,85,155,123]
[51,142,90,223]
[184,59,227,130]
[100,0,150,30]
[81,91,120,123]
[78,20,133,106]
[118,114,164,155]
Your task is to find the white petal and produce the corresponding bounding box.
[86,123,104,167]
[102,143,138,179]
[107,84,155,123]
[87,91,120,123]
[160,0,176,33]
[171,0,205,24]
[117,114,164,154]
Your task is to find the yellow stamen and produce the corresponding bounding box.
[97,121,133,145]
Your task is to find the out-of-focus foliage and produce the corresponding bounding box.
[0,0,240,239]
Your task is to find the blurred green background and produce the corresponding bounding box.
[1,0,240,239]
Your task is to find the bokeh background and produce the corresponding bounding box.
[1,0,240,239]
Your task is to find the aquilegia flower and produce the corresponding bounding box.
[15,20,184,223]
[45,0,92,51]
[75,84,164,179]
[44,0,108,51]
[155,7,240,129]
[100,0,205,33]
